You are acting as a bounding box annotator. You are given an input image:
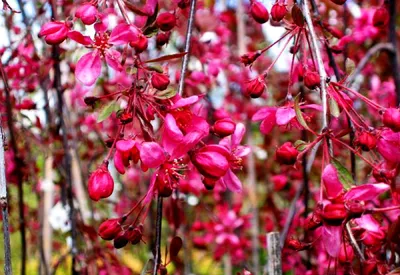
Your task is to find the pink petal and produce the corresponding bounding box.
[322,164,343,199]
[143,0,158,15]
[276,107,296,126]
[223,169,242,193]
[105,49,122,71]
[231,123,245,148]
[322,225,342,257]
[344,183,390,201]
[109,23,139,45]
[170,96,199,109]
[116,140,135,152]
[75,52,101,86]
[260,116,275,135]
[377,129,400,163]
[252,107,276,121]
[139,142,166,168]
[67,31,93,45]
[355,215,381,233]
[114,150,126,174]
[162,114,184,156]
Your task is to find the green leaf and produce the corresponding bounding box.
[155,88,177,99]
[329,98,340,118]
[331,158,354,190]
[97,101,119,122]
[345,58,356,76]
[146,64,164,73]
[294,140,307,151]
[294,95,311,131]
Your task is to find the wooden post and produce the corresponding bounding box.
[266,232,282,275]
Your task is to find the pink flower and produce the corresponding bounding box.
[217,123,251,192]
[75,4,98,25]
[377,129,400,164]
[69,23,139,85]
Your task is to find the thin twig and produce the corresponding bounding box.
[177,0,197,96]
[346,43,394,85]
[0,54,27,275]
[152,196,163,275]
[387,0,400,105]
[0,121,12,275]
[345,222,365,262]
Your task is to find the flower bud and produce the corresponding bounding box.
[130,224,144,244]
[113,228,131,249]
[303,70,320,89]
[250,1,269,24]
[330,0,346,5]
[382,108,400,132]
[75,4,98,25]
[212,118,236,137]
[286,238,311,251]
[275,142,298,165]
[88,163,114,201]
[15,98,36,110]
[373,7,389,28]
[191,145,230,180]
[156,32,171,47]
[322,204,347,225]
[244,77,265,98]
[151,73,170,91]
[84,96,100,107]
[304,212,322,231]
[291,5,304,27]
[98,218,124,240]
[355,130,377,151]
[156,12,176,32]
[38,21,69,44]
[338,243,354,263]
[130,33,148,53]
[372,164,396,183]
[202,177,216,190]
[345,200,365,218]
[271,3,287,22]
[240,51,261,66]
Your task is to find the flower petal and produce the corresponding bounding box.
[344,183,390,201]
[223,169,242,193]
[322,225,342,257]
[75,52,101,86]
[139,142,166,168]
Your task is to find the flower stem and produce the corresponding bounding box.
[152,196,163,275]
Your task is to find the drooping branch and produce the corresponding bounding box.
[0,120,12,275]
[0,53,27,275]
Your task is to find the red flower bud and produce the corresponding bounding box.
[382,108,400,132]
[212,118,236,137]
[38,21,69,44]
[303,70,320,90]
[322,204,347,225]
[191,145,230,180]
[244,77,266,98]
[275,142,298,165]
[372,164,396,184]
[250,1,269,24]
[113,228,131,249]
[156,12,176,32]
[291,5,304,27]
[286,238,311,251]
[304,212,322,231]
[130,224,144,244]
[338,243,354,263]
[271,3,287,22]
[151,73,170,91]
[202,177,217,190]
[88,163,114,201]
[156,32,171,47]
[373,7,389,28]
[240,51,261,66]
[130,34,148,53]
[98,218,124,240]
[15,98,36,110]
[75,4,98,25]
[345,200,365,218]
[355,130,377,151]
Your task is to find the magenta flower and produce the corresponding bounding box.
[217,123,250,192]
[69,23,139,86]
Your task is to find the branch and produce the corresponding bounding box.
[177,0,197,96]
[302,0,329,129]
[0,121,12,275]
[0,53,27,275]
[152,196,163,275]
[346,43,394,85]
[267,232,282,275]
[387,0,400,105]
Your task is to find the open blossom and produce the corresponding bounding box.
[69,23,139,85]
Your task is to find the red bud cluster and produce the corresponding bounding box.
[275,142,298,165]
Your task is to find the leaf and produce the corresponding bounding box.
[146,64,164,73]
[154,88,177,99]
[169,236,183,259]
[294,95,311,131]
[345,58,355,76]
[329,98,340,118]
[331,158,354,190]
[125,66,138,75]
[143,25,159,37]
[97,101,119,122]
[294,140,307,151]
[145,52,187,63]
